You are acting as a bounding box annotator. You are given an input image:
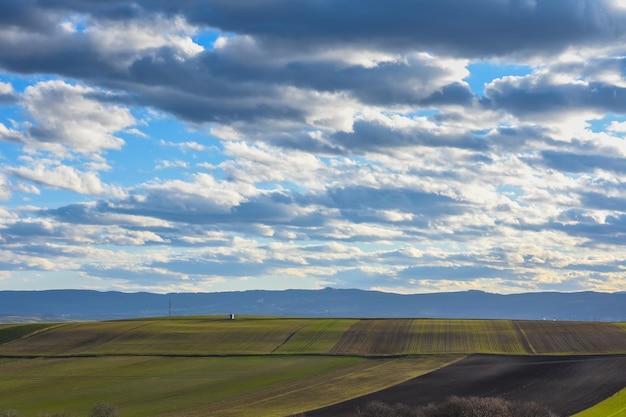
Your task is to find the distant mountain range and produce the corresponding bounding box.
[0,289,625,322]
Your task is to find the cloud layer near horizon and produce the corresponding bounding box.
[1,0,626,294]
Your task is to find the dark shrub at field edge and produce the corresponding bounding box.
[351,397,559,417]
[0,404,119,417]
[89,404,118,417]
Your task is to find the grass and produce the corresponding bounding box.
[0,317,624,416]
[1,317,625,357]
[0,323,56,345]
[0,317,318,356]
[272,318,357,354]
[0,355,460,417]
[408,319,527,354]
[572,388,626,417]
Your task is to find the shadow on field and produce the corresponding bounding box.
[305,354,626,417]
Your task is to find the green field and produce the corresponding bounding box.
[572,388,626,417]
[2,317,624,357]
[0,317,624,416]
[0,323,58,345]
[0,355,459,417]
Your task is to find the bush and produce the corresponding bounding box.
[352,397,558,417]
[89,404,119,417]
[355,401,418,417]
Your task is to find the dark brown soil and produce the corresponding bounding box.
[305,354,626,417]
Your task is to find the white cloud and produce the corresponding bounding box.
[0,122,23,143]
[155,159,189,170]
[8,160,125,197]
[159,140,208,152]
[23,80,134,155]
[0,174,11,201]
[4,0,626,294]
[608,120,626,132]
[0,81,13,95]
[86,15,203,63]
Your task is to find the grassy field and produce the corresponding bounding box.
[572,388,626,417]
[1,317,624,357]
[0,317,624,416]
[0,323,57,345]
[0,355,459,417]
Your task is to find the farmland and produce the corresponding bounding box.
[572,387,626,417]
[0,317,625,416]
[2,317,625,357]
[0,355,459,417]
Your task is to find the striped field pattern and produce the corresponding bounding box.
[515,321,626,354]
[0,317,625,417]
[1,317,625,356]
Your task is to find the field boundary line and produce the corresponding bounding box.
[198,356,464,416]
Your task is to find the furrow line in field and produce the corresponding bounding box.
[298,320,337,353]
[271,324,308,353]
[513,321,535,354]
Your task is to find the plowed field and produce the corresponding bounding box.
[306,355,626,417]
[516,321,626,354]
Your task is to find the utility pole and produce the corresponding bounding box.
[169,298,172,317]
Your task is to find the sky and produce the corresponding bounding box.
[1,1,626,294]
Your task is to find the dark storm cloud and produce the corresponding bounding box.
[0,90,15,104]
[16,0,623,59]
[0,0,624,129]
[485,79,626,117]
[540,151,626,174]
[518,210,626,246]
[331,120,489,152]
[0,0,58,32]
[277,60,472,106]
[580,193,626,211]
[326,186,464,215]
[178,0,626,57]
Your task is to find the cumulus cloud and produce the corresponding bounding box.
[0,81,14,103]
[21,80,134,155]
[8,159,125,197]
[0,173,11,201]
[2,0,626,294]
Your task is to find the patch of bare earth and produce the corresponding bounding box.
[305,355,626,417]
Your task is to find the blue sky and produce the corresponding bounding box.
[1,0,626,294]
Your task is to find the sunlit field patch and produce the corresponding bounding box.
[408,319,527,354]
[573,387,626,417]
[0,355,458,417]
